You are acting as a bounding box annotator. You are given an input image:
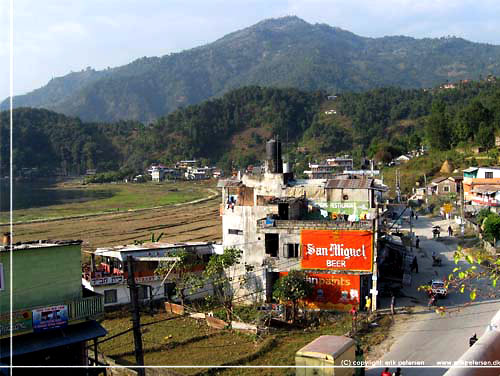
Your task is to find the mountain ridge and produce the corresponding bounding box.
[3,16,500,122]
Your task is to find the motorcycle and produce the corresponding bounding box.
[432,255,442,266]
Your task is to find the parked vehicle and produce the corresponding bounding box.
[430,280,447,298]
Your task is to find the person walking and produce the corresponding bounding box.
[410,256,418,273]
[381,368,392,376]
[365,296,372,312]
[448,225,453,237]
[415,236,420,249]
[350,306,358,334]
[390,293,396,317]
[393,368,402,376]
[469,333,478,347]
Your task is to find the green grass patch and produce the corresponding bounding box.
[99,311,262,374]
[2,181,212,222]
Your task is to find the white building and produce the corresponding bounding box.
[82,242,222,307]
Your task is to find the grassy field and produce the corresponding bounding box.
[99,309,392,375]
[99,311,263,374]
[1,180,213,223]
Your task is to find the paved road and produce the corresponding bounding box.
[367,214,500,376]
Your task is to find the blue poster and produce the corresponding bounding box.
[32,305,68,332]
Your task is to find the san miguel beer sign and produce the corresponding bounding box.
[301,229,373,272]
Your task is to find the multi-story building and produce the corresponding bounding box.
[463,167,500,209]
[0,236,105,374]
[82,241,221,307]
[303,156,353,179]
[218,139,386,311]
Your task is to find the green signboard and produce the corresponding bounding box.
[327,201,370,216]
[0,310,33,338]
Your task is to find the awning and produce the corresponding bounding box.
[0,320,107,359]
[471,185,500,194]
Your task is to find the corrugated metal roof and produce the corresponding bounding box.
[431,176,449,184]
[463,167,479,173]
[325,178,373,189]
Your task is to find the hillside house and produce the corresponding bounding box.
[395,155,411,164]
[428,176,462,196]
[304,156,354,179]
[0,237,105,374]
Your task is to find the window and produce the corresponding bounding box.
[283,244,299,258]
[443,186,450,192]
[485,172,493,179]
[228,229,243,235]
[104,289,117,304]
[265,233,279,257]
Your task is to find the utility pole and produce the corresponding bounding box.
[396,169,401,203]
[423,174,428,206]
[371,203,379,312]
[409,205,413,253]
[460,181,465,236]
[127,256,145,376]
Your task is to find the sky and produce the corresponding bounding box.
[2,0,500,100]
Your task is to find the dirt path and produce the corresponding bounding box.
[2,194,222,254]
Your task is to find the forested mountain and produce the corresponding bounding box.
[2,82,500,177]
[3,16,500,123]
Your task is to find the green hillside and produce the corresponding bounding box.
[3,16,500,123]
[2,81,500,179]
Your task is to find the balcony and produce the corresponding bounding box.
[68,294,104,322]
[257,218,374,231]
[1,291,104,339]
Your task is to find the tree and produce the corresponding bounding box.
[482,213,500,244]
[154,248,202,306]
[202,247,253,323]
[273,270,313,323]
[425,101,451,150]
[447,246,500,304]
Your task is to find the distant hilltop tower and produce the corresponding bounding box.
[265,137,283,174]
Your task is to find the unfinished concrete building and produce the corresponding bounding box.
[218,139,387,311]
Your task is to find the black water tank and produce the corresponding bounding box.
[266,139,283,173]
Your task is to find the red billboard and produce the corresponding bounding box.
[301,229,373,272]
[280,272,360,311]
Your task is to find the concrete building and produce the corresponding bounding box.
[218,139,386,311]
[463,167,500,209]
[304,156,353,179]
[82,241,222,307]
[0,237,105,374]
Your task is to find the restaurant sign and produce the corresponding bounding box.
[279,272,360,312]
[301,229,373,272]
[32,305,68,332]
[91,276,124,286]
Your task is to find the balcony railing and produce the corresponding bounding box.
[257,218,374,231]
[1,294,104,339]
[68,295,104,321]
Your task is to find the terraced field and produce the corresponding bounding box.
[2,183,222,253]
